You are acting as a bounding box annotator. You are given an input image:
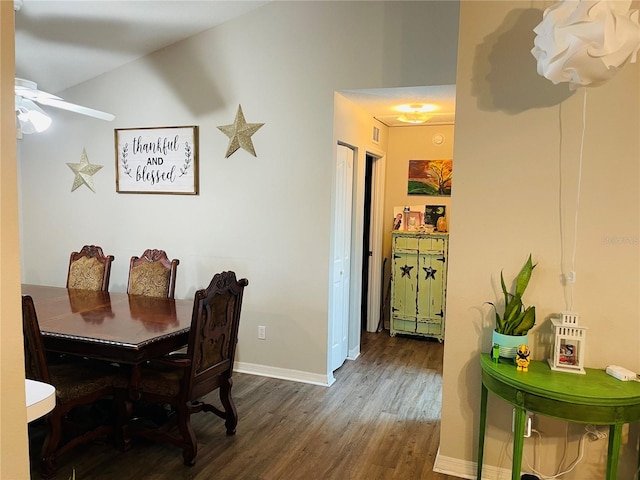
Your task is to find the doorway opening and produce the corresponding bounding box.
[360,154,374,330]
[330,84,455,381]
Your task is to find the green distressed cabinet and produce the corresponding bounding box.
[390,232,448,341]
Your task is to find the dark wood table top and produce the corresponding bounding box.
[22,284,193,364]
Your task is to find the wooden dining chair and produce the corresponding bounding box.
[22,295,125,478]
[127,249,179,298]
[124,271,248,466]
[66,245,115,291]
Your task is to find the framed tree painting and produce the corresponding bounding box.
[115,126,199,194]
[408,159,452,196]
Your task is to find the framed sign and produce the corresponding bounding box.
[115,126,198,194]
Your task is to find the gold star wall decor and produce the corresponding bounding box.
[217,104,264,158]
[66,148,103,193]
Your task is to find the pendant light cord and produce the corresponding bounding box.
[568,87,587,311]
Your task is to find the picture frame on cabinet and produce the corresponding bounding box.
[393,212,403,230]
[424,205,446,229]
[404,211,422,231]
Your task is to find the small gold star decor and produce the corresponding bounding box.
[66,148,103,193]
[217,104,264,158]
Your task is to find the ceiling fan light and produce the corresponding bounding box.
[16,98,52,133]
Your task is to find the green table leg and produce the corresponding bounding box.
[512,407,526,480]
[606,423,622,480]
[477,383,488,479]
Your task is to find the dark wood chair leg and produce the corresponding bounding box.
[40,415,62,478]
[177,404,197,466]
[219,376,238,435]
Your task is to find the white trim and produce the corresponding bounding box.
[347,345,360,361]
[366,151,386,332]
[346,142,362,369]
[433,449,513,480]
[234,361,334,387]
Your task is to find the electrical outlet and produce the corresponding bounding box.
[512,409,533,438]
[258,325,266,340]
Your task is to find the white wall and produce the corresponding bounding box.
[437,2,640,478]
[17,2,459,386]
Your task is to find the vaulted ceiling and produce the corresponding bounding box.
[14,0,455,127]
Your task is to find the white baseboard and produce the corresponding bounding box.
[347,345,360,360]
[234,361,332,386]
[434,449,512,480]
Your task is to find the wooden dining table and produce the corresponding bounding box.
[22,284,193,365]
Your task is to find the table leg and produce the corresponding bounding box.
[606,424,622,480]
[512,407,526,480]
[114,387,133,451]
[129,364,142,401]
[478,383,488,479]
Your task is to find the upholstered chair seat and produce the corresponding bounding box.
[134,361,185,397]
[48,362,120,404]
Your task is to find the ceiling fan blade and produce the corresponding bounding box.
[33,97,115,121]
[15,77,114,122]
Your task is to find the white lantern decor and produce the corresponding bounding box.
[548,312,587,374]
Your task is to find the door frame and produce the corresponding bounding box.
[344,146,385,362]
[327,141,386,376]
[363,150,385,334]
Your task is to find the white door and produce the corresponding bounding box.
[330,144,354,372]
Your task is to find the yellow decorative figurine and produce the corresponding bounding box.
[516,344,531,372]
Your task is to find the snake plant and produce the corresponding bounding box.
[487,254,536,336]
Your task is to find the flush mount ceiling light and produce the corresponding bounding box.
[395,103,437,124]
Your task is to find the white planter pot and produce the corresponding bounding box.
[492,330,528,360]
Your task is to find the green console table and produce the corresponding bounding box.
[478,353,640,480]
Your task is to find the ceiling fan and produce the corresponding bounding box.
[14,77,115,135]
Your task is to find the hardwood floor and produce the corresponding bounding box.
[29,331,458,479]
